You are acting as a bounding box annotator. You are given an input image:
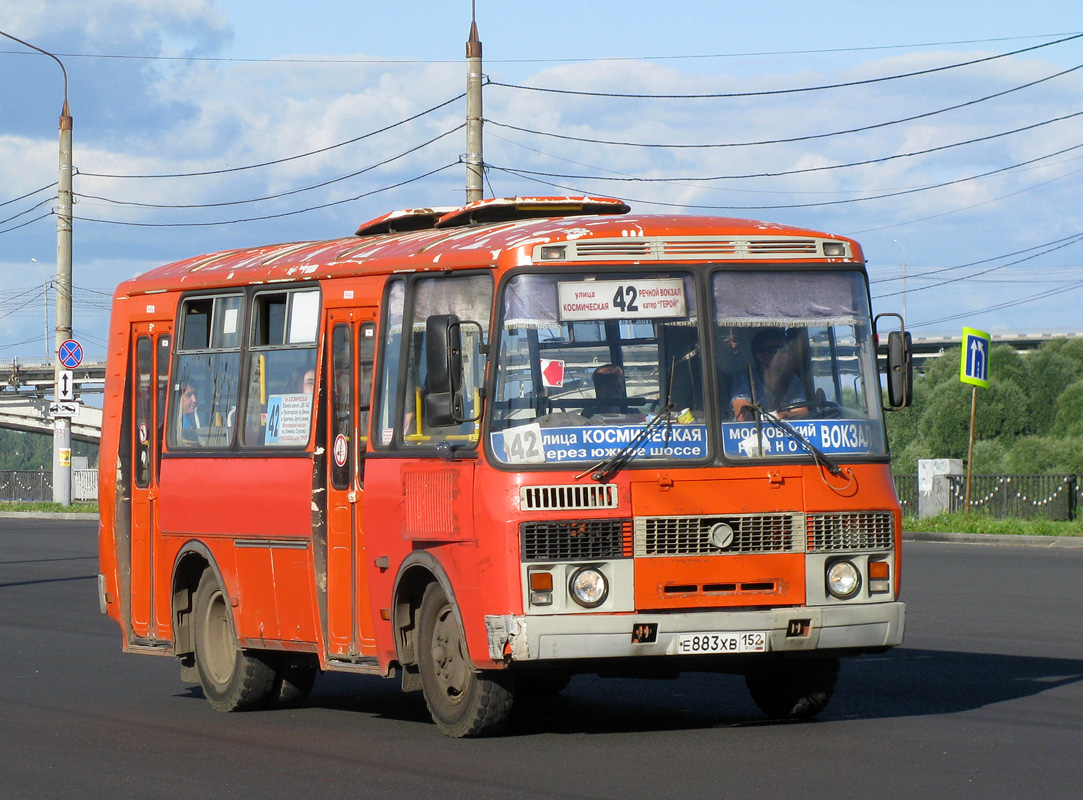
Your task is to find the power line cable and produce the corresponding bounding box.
[487,62,1083,150]
[876,233,1083,301]
[0,182,57,209]
[488,109,1083,184]
[3,31,1080,65]
[488,33,1083,99]
[0,213,51,237]
[1,197,55,227]
[76,125,464,210]
[912,276,1083,328]
[497,142,1083,211]
[872,232,1083,286]
[80,93,466,179]
[850,166,1083,235]
[73,163,459,228]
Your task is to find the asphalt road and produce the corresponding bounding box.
[1,517,1081,799]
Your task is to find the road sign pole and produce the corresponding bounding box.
[964,385,977,513]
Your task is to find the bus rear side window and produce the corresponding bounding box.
[169,294,243,449]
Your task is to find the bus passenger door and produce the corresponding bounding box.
[324,309,378,659]
[128,324,171,642]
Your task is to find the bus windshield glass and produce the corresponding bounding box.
[490,271,707,467]
[488,268,886,468]
[713,270,886,461]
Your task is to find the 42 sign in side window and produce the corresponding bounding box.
[557,278,687,321]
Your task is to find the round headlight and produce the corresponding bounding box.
[569,567,609,608]
[826,560,861,599]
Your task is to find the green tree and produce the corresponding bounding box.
[1023,345,1080,434]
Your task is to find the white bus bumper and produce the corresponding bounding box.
[486,602,905,662]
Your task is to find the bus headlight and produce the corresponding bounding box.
[826,560,861,599]
[569,567,609,608]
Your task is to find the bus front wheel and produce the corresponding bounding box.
[417,583,514,737]
[193,570,277,711]
[744,656,839,720]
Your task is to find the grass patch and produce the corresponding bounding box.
[0,501,98,514]
[904,512,1083,537]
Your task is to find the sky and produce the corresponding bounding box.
[2,0,1083,363]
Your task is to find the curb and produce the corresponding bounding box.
[0,511,98,521]
[904,531,1083,548]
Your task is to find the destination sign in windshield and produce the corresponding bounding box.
[557,278,687,321]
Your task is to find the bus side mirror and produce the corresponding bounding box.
[426,314,462,396]
[886,330,913,408]
[424,314,462,427]
[425,314,486,428]
[874,313,912,409]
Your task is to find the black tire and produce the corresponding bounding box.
[192,570,277,712]
[744,656,839,720]
[271,655,319,708]
[417,583,514,737]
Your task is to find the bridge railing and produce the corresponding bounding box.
[0,469,98,503]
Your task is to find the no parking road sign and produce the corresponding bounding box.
[959,327,990,388]
[58,339,83,370]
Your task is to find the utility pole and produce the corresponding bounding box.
[55,86,74,506]
[465,4,484,203]
[1,30,74,506]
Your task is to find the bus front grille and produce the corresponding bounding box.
[806,511,895,551]
[634,514,802,556]
[521,519,631,561]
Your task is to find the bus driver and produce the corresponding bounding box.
[730,328,808,422]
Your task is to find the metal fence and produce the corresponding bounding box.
[894,474,918,516]
[0,469,98,503]
[894,473,1083,521]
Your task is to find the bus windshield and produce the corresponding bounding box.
[488,268,886,468]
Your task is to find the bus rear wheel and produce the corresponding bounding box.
[417,583,514,737]
[744,656,839,720]
[193,570,277,711]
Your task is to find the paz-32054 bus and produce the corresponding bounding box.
[98,197,911,737]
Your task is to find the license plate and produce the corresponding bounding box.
[677,631,768,654]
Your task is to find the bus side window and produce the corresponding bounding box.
[401,274,491,447]
[242,289,319,448]
[169,295,243,449]
[358,321,376,454]
[373,279,404,448]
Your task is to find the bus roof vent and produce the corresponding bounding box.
[519,483,619,511]
[435,196,629,228]
[355,207,456,237]
[538,236,850,262]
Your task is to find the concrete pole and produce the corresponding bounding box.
[0,30,74,506]
[465,15,484,203]
[54,99,73,506]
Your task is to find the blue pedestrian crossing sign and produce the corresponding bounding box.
[959,327,990,388]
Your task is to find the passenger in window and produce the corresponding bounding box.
[591,363,626,414]
[730,328,808,421]
[180,383,201,440]
[289,367,316,395]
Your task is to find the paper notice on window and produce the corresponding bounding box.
[265,393,312,445]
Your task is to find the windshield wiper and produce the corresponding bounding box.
[576,404,677,483]
[745,405,845,478]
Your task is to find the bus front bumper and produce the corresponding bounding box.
[485,602,905,662]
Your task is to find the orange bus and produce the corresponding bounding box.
[98,196,911,737]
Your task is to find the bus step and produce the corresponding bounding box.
[326,656,381,674]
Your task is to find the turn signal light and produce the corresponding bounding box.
[868,560,891,594]
[529,571,554,606]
